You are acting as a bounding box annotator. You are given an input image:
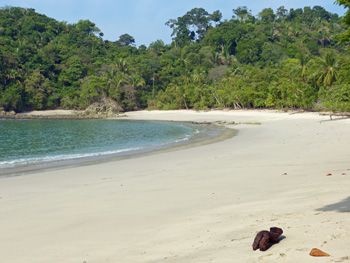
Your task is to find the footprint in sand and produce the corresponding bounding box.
[339,225,350,231]
[332,256,350,262]
[296,247,309,252]
[331,232,347,239]
[231,236,250,242]
[276,253,287,259]
[320,241,328,247]
[304,230,313,235]
[258,253,273,260]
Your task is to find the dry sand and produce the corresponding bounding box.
[22,109,77,116]
[0,109,350,263]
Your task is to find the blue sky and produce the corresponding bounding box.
[0,0,346,46]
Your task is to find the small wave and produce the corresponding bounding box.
[0,147,143,169]
[155,127,199,146]
[0,122,201,170]
[0,133,197,169]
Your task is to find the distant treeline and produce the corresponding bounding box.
[1,5,350,112]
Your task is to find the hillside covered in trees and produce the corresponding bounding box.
[1,5,350,113]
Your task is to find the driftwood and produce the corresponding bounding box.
[319,112,350,120]
[252,227,283,251]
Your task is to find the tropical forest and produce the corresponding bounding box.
[1,3,350,113]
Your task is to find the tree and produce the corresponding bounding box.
[117,34,135,47]
[210,10,222,26]
[148,40,167,55]
[235,38,263,64]
[261,42,286,64]
[187,8,210,41]
[276,6,288,21]
[335,0,350,44]
[58,55,87,87]
[203,21,239,54]
[232,6,251,22]
[296,53,310,83]
[0,6,348,113]
[79,75,107,107]
[312,6,331,22]
[165,18,194,47]
[76,20,100,36]
[115,58,130,73]
[24,69,52,109]
[166,8,210,45]
[311,52,339,87]
[258,8,276,23]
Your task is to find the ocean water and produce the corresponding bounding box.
[0,119,199,172]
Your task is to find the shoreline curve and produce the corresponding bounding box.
[0,109,349,263]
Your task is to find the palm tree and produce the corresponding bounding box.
[191,69,207,105]
[128,74,146,90]
[105,67,127,102]
[296,53,310,83]
[115,58,129,73]
[312,52,339,87]
[167,82,188,109]
[318,26,332,47]
[210,52,221,65]
[219,52,237,65]
[338,56,350,83]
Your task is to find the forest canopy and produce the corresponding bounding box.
[0,5,350,113]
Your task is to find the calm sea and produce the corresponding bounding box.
[0,119,201,173]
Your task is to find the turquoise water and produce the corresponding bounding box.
[0,119,198,171]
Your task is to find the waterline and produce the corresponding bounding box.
[0,119,235,177]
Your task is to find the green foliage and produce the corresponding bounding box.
[79,75,107,108]
[117,34,135,47]
[261,42,287,64]
[258,8,276,23]
[0,5,349,114]
[335,0,350,44]
[309,51,339,87]
[24,69,52,109]
[317,84,350,112]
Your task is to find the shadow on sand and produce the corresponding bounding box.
[265,235,286,250]
[316,196,350,213]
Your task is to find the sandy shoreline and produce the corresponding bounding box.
[1,110,350,262]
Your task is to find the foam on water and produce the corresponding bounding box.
[0,119,198,171]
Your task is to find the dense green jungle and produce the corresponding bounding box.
[1,3,350,113]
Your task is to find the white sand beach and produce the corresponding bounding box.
[0,110,350,263]
[21,109,77,116]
